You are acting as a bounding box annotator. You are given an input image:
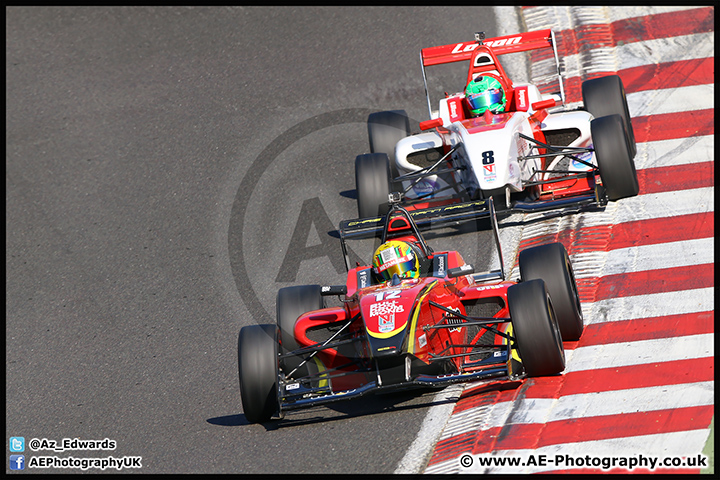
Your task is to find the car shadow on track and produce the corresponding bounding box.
[208,379,526,431]
[207,387,459,430]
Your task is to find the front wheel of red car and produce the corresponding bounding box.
[519,242,584,341]
[591,114,639,201]
[507,279,565,377]
[276,285,324,381]
[238,324,280,423]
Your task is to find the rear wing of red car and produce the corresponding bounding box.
[419,29,565,117]
[338,197,506,283]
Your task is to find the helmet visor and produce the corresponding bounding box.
[467,88,504,113]
[374,245,416,282]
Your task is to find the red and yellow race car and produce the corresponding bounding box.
[238,198,584,423]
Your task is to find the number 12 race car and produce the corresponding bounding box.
[355,29,638,219]
[237,198,584,423]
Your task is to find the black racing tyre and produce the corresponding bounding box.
[582,74,637,158]
[238,324,280,423]
[355,153,391,218]
[507,279,565,377]
[519,242,584,341]
[591,114,639,201]
[368,110,411,187]
[276,285,324,380]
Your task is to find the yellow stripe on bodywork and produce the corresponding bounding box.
[313,356,328,388]
[407,281,438,354]
[504,324,522,362]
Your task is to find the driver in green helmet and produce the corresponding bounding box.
[465,75,506,116]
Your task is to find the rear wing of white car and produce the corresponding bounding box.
[419,29,565,118]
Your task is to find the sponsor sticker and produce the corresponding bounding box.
[570,151,595,171]
[378,315,395,333]
[357,268,371,288]
[412,179,438,198]
[369,300,404,317]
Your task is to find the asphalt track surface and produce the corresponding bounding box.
[6,6,506,474]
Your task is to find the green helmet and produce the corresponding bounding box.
[465,75,506,116]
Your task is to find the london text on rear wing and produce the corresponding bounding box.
[418,29,565,117]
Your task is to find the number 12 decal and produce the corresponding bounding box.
[374,290,401,301]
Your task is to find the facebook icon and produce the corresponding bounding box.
[10,454,25,470]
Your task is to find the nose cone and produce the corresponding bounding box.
[360,281,423,358]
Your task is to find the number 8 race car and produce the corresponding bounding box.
[237,197,584,423]
[355,29,638,219]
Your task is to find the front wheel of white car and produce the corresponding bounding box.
[582,74,636,159]
[355,153,391,218]
[368,110,411,189]
[591,114,639,201]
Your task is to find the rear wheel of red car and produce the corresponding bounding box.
[507,279,565,377]
[276,285,324,381]
[238,324,280,423]
[519,242,584,341]
[368,110,410,189]
[356,153,391,218]
[591,114,639,201]
[582,74,636,158]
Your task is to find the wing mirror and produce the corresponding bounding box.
[447,264,474,278]
[320,285,347,296]
[531,98,557,110]
[419,118,443,131]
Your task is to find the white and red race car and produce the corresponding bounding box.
[355,29,638,219]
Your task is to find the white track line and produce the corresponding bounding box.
[564,333,714,373]
[582,287,714,324]
[614,187,714,224]
[570,237,714,278]
[616,33,715,70]
[606,6,704,22]
[393,384,463,474]
[523,6,701,31]
[627,84,715,117]
[636,135,713,170]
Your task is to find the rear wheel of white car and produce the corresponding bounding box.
[356,153,391,218]
[238,324,280,423]
[519,242,583,341]
[276,285,324,381]
[507,279,565,377]
[591,114,639,201]
[582,74,637,158]
[368,110,411,189]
